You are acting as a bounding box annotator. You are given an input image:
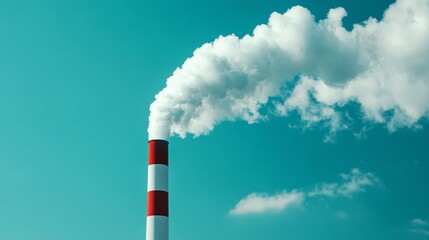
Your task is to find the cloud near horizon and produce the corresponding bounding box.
[229,168,378,216]
[412,218,429,226]
[148,0,429,140]
[410,218,429,236]
[410,228,429,236]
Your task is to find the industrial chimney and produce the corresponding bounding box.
[146,140,169,240]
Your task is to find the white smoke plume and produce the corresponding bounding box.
[148,0,429,140]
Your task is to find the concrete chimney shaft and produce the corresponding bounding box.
[146,140,168,240]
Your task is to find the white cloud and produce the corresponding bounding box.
[230,168,378,216]
[309,168,379,197]
[335,211,350,220]
[337,169,379,196]
[308,183,338,197]
[410,228,429,236]
[410,218,429,237]
[229,191,304,216]
[412,218,429,226]
[149,0,429,140]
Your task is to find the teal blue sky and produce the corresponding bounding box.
[1,0,429,240]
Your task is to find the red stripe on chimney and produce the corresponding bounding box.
[147,191,169,217]
[148,140,168,165]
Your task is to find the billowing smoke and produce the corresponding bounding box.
[148,0,429,140]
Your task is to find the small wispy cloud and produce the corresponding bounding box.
[229,168,378,216]
[410,218,429,237]
[412,218,429,226]
[410,228,429,236]
[308,183,338,197]
[309,168,379,197]
[335,211,350,220]
[229,191,304,216]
